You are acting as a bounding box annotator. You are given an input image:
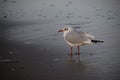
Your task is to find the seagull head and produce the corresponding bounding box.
[58,26,75,33]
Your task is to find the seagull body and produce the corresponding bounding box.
[63,28,93,46]
[58,26,103,56]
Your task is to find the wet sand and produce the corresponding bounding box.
[1,0,120,79]
[0,17,120,80]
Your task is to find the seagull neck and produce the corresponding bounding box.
[69,29,75,32]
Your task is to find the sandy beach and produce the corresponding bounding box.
[0,0,120,80]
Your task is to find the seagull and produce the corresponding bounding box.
[58,26,104,56]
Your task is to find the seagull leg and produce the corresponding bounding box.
[70,47,72,56]
[78,46,80,55]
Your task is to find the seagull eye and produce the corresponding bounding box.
[64,28,68,31]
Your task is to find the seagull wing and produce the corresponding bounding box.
[83,32,94,40]
[65,31,92,44]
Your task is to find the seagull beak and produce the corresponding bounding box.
[58,30,64,32]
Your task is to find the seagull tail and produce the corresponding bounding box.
[91,40,104,43]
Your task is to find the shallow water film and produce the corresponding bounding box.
[0,0,120,80]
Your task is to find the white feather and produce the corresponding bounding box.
[62,26,94,47]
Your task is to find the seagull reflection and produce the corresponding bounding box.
[69,53,80,63]
[67,56,86,73]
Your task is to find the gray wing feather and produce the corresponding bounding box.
[65,31,92,44]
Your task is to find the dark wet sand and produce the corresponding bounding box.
[0,19,120,80]
[1,0,120,79]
